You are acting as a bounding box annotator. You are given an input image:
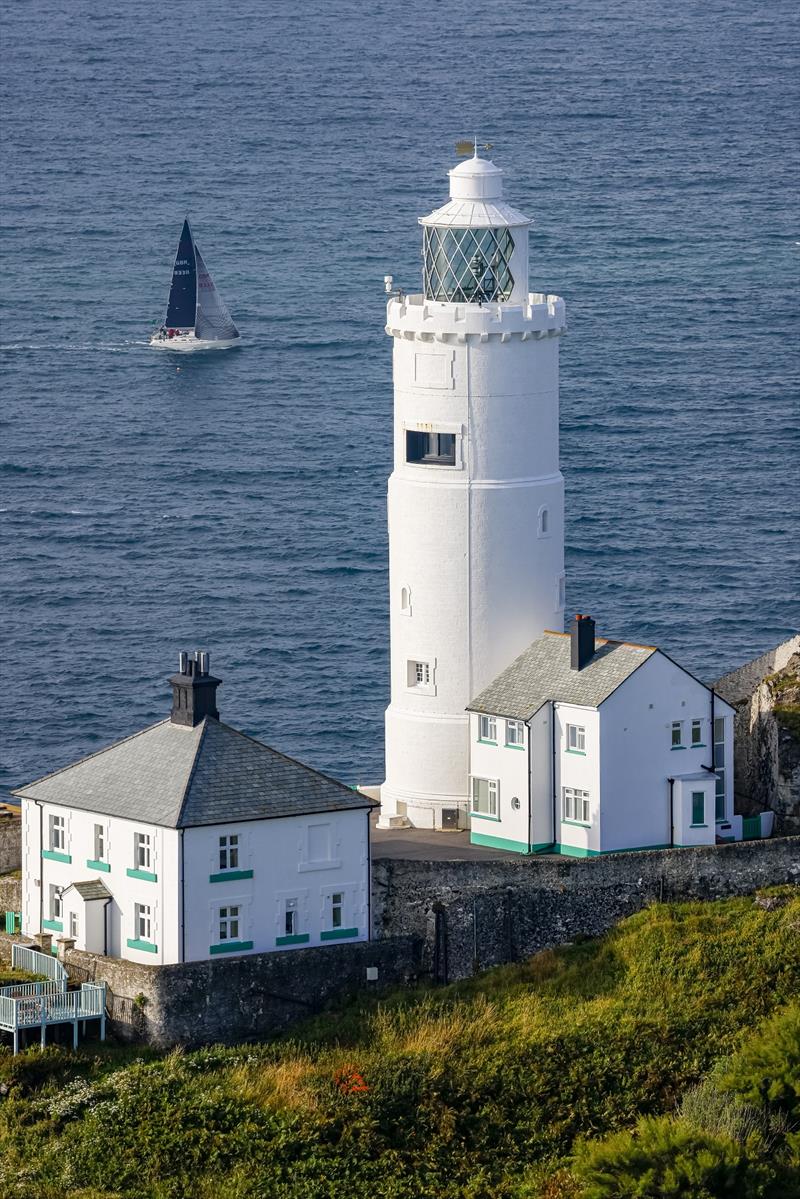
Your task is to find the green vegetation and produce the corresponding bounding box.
[0,891,798,1198]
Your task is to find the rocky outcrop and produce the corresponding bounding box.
[716,636,800,835]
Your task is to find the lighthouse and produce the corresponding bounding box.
[378,151,567,831]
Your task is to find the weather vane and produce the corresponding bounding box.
[455,136,493,157]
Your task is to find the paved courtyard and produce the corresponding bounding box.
[370,813,556,861]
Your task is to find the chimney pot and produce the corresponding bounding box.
[169,650,221,726]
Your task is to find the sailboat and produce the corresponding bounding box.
[150,219,241,351]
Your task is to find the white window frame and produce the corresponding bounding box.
[134,902,152,943]
[407,659,434,693]
[134,832,151,871]
[567,724,586,753]
[218,834,239,872]
[49,814,65,852]
[691,719,703,746]
[671,720,683,748]
[330,891,344,931]
[284,897,298,937]
[563,786,591,825]
[49,884,62,922]
[479,714,497,743]
[69,911,78,938]
[93,823,105,862]
[505,719,524,747]
[471,776,499,820]
[218,904,241,942]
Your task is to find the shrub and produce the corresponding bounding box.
[571,1115,776,1199]
[721,1002,800,1120]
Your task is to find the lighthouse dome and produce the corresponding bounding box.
[419,155,531,230]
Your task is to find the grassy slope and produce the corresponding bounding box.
[0,890,798,1199]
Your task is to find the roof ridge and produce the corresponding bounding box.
[175,718,210,827]
[211,719,360,797]
[11,719,171,798]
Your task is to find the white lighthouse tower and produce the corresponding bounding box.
[379,151,567,830]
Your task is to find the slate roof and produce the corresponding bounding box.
[12,718,376,828]
[468,631,658,719]
[68,880,112,901]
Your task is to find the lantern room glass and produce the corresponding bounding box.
[423,226,515,303]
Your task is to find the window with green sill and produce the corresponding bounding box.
[567,723,586,753]
[691,719,703,746]
[671,721,683,748]
[478,715,497,743]
[505,719,524,747]
[471,776,498,819]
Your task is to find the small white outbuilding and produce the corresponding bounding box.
[466,615,737,857]
[14,652,376,964]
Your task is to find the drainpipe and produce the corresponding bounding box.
[179,829,185,964]
[526,720,533,852]
[551,703,558,850]
[102,897,111,955]
[701,689,718,823]
[35,800,44,934]
[366,810,372,942]
[667,778,675,848]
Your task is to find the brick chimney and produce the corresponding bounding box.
[570,614,596,671]
[169,651,221,727]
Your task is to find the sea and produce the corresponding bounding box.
[1,0,798,799]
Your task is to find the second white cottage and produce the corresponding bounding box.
[467,614,737,857]
[15,653,375,964]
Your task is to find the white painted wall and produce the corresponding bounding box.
[22,801,371,965]
[469,712,530,850]
[182,809,370,961]
[553,704,602,856]
[671,775,717,847]
[381,156,566,831]
[600,652,735,852]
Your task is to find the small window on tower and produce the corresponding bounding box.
[538,506,550,537]
[406,430,456,466]
[407,659,433,692]
[400,586,412,616]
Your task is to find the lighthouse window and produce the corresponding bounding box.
[424,226,515,303]
[407,659,433,691]
[538,507,549,536]
[406,430,456,466]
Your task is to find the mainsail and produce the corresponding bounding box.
[164,219,197,329]
[195,245,239,342]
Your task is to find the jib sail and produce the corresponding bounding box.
[194,245,239,341]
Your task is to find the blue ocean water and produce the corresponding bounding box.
[1,0,798,798]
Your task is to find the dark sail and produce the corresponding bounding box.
[164,219,197,328]
[194,245,239,341]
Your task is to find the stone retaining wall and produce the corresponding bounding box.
[372,836,800,981]
[62,936,423,1047]
[0,815,21,875]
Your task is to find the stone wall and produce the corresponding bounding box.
[62,936,423,1048]
[372,837,800,981]
[0,813,21,875]
[716,637,800,832]
[0,877,22,916]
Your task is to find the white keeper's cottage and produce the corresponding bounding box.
[14,652,376,963]
[467,614,737,857]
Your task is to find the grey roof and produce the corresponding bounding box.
[468,631,658,719]
[12,718,376,828]
[68,879,112,901]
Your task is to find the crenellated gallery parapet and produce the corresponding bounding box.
[386,292,567,343]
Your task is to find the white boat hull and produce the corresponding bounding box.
[150,331,240,352]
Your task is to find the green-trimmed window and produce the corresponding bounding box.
[671,721,683,748]
[134,902,152,942]
[471,777,499,818]
[49,884,62,923]
[691,719,703,746]
[49,813,65,852]
[219,834,239,872]
[691,791,705,826]
[330,892,344,930]
[284,898,298,937]
[219,905,241,943]
[134,831,151,871]
[479,715,497,743]
[567,724,586,752]
[563,786,590,825]
[93,823,106,864]
[506,719,524,747]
